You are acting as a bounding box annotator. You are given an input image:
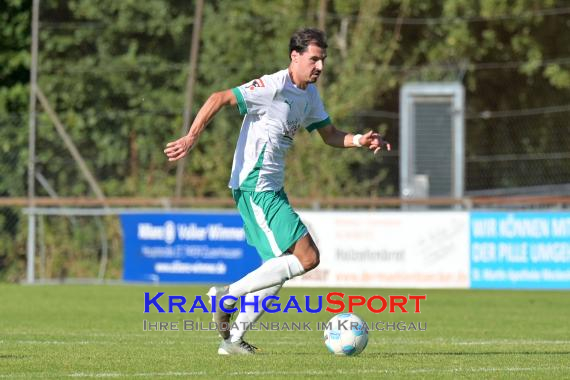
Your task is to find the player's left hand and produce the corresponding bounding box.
[361,130,391,155]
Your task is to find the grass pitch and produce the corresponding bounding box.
[1,285,569,379]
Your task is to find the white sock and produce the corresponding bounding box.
[230,282,283,343]
[227,254,304,300]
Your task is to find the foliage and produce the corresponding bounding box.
[1,0,569,280]
[2,0,569,198]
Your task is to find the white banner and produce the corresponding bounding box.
[288,211,470,288]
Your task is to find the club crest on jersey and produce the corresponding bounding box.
[246,79,265,91]
[284,118,301,139]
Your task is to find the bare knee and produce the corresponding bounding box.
[290,234,320,272]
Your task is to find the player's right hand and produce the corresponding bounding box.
[164,135,194,161]
[361,130,391,155]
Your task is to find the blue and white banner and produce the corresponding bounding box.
[118,210,570,289]
[120,213,261,283]
[470,212,570,289]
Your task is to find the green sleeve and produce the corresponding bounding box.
[231,87,247,115]
[306,117,332,132]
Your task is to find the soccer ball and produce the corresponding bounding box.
[323,313,369,356]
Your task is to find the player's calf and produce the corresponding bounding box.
[290,234,320,272]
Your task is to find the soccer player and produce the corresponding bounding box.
[164,28,389,354]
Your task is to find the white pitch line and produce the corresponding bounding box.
[5,338,570,347]
[14,340,88,345]
[1,366,569,379]
[451,340,570,345]
[5,339,187,346]
[229,367,570,376]
[233,337,570,345]
[69,372,207,378]
[0,372,207,379]
[0,332,217,339]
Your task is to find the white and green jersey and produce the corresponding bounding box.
[229,69,331,191]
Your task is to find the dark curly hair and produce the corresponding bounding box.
[289,28,328,59]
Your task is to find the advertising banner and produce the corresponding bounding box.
[288,212,470,288]
[120,212,261,283]
[120,210,569,289]
[470,212,570,289]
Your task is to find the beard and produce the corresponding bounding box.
[309,73,321,83]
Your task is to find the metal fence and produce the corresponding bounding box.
[3,107,570,279]
[466,107,570,195]
[3,104,570,276]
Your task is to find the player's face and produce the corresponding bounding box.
[291,44,327,84]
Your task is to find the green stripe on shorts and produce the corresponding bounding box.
[232,189,308,261]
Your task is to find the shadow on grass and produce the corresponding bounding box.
[0,354,27,359]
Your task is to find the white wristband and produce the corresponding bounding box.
[352,134,363,147]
